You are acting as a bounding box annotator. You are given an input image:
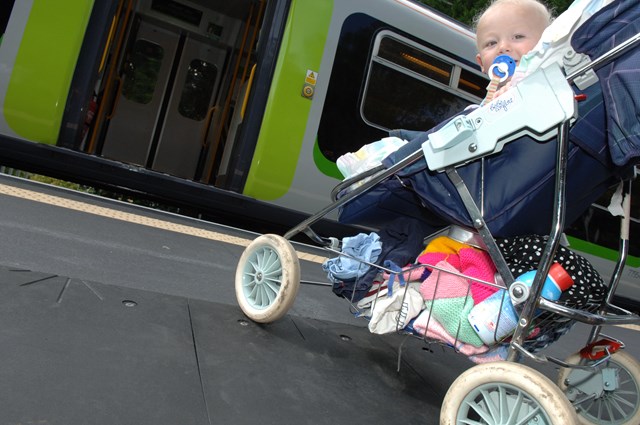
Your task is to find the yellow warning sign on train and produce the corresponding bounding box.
[305,70,318,85]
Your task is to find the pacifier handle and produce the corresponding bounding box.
[488,54,516,82]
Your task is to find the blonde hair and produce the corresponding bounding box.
[472,0,553,31]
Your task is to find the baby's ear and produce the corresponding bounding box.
[475,54,485,73]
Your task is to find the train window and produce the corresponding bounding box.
[459,68,488,99]
[122,40,164,105]
[178,59,217,121]
[361,32,484,133]
[567,179,640,257]
[316,13,486,164]
[151,0,203,27]
[362,62,469,131]
[377,37,452,86]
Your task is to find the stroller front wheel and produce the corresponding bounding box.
[440,361,578,425]
[557,350,640,425]
[235,234,300,323]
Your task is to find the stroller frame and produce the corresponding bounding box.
[236,22,640,425]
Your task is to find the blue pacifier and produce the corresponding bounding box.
[489,55,516,82]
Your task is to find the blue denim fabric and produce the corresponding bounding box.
[322,232,382,283]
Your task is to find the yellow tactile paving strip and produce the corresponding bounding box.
[621,323,640,332]
[0,183,329,264]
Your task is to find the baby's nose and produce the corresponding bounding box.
[498,40,511,53]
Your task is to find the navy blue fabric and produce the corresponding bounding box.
[330,217,433,301]
[572,0,640,167]
[359,217,435,288]
[338,83,618,238]
[337,176,448,230]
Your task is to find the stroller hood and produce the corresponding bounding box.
[572,0,640,168]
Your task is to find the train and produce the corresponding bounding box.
[0,0,637,305]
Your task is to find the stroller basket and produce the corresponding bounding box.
[331,226,614,358]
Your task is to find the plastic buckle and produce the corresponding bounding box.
[579,338,623,360]
[574,93,587,102]
[428,115,475,151]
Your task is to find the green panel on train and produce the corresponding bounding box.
[243,0,333,200]
[4,0,94,144]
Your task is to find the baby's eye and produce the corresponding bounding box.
[484,40,497,48]
[514,34,526,40]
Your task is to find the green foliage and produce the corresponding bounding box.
[28,174,96,193]
[546,0,578,16]
[418,0,575,26]
[28,174,186,213]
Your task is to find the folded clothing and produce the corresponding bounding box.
[412,310,491,356]
[419,260,470,300]
[368,281,424,334]
[419,237,500,304]
[418,260,485,347]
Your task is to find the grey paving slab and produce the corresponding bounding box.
[189,299,464,425]
[0,267,209,425]
[0,265,466,425]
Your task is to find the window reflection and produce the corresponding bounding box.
[361,33,484,133]
[178,59,217,121]
[316,15,487,164]
[362,62,470,131]
[567,181,640,256]
[122,40,164,104]
[459,68,488,99]
[378,37,452,85]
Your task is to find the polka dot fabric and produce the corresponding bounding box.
[496,235,607,307]
[496,235,607,353]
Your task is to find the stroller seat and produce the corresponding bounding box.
[338,0,640,241]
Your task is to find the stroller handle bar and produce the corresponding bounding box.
[567,31,640,83]
[422,65,576,172]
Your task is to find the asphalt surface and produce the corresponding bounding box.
[0,173,637,424]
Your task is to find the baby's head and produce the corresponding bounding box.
[474,0,552,74]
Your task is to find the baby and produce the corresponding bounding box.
[474,0,553,100]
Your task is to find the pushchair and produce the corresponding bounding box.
[235,1,640,423]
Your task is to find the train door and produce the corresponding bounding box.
[101,17,227,179]
[100,19,179,166]
[151,35,226,178]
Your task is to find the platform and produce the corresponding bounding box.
[0,265,473,424]
[0,173,637,424]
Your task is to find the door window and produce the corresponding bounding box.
[178,59,217,121]
[0,0,16,42]
[122,39,164,104]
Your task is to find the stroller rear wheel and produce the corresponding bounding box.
[441,361,578,425]
[235,234,300,323]
[557,350,640,425]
